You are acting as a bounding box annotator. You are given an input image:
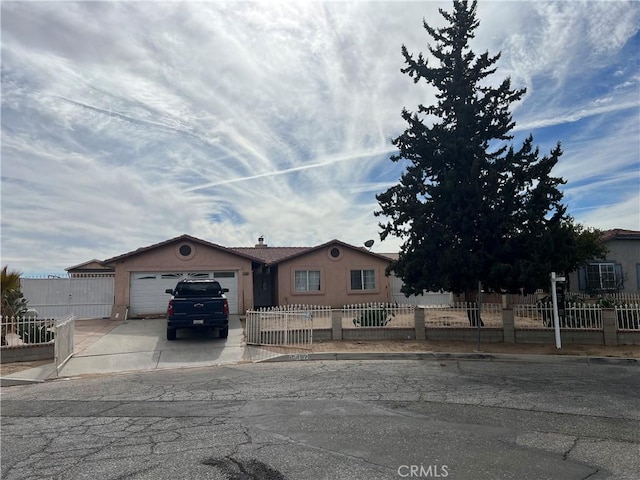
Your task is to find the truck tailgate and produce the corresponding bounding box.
[171,297,226,320]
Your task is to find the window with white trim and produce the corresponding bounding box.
[586,263,617,291]
[350,269,376,291]
[294,270,321,292]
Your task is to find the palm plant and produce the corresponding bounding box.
[1,266,28,344]
[1,265,27,317]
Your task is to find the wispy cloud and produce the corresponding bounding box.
[2,1,638,273]
[184,147,395,191]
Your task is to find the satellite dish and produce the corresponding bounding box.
[364,239,375,249]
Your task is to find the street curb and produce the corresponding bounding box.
[1,363,58,387]
[1,377,46,387]
[2,352,636,386]
[258,351,640,365]
[586,356,640,365]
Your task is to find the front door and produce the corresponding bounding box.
[253,267,275,308]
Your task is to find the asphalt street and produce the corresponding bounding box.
[1,358,638,480]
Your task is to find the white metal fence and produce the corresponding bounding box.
[570,292,640,303]
[20,275,114,319]
[246,310,314,349]
[514,302,603,329]
[1,315,55,346]
[564,302,602,328]
[615,304,640,330]
[513,303,553,329]
[342,303,415,328]
[255,304,332,329]
[423,303,503,328]
[54,315,75,371]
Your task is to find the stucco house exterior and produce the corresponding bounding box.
[69,234,393,317]
[569,229,640,294]
[234,238,394,309]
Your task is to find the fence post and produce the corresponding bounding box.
[502,308,515,343]
[602,308,618,346]
[414,307,426,340]
[331,309,342,341]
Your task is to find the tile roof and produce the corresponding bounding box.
[77,234,395,270]
[229,247,312,264]
[231,239,393,266]
[65,259,114,272]
[102,234,264,264]
[602,229,640,241]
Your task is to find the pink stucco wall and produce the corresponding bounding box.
[110,240,254,313]
[276,244,392,307]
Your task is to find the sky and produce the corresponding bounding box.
[2,0,639,275]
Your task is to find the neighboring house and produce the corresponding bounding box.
[66,259,114,277]
[69,234,393,317]
[570,229,640,294]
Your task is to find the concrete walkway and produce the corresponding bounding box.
[1,316,281,385]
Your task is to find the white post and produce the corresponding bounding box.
[550,272,566,349]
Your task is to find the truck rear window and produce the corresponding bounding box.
[175,283,222,297]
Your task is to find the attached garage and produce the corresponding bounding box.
[101,235,259,317]
[129,271,239,317]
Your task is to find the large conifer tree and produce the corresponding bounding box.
[376,0,585,298]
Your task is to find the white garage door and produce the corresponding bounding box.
[129,271,238,317]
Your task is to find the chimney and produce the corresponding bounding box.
[255,236,268,248]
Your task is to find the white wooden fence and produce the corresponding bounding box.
[20,275,114,319]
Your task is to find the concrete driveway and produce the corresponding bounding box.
[58,315,276,377]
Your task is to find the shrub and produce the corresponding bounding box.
[17,321,55,343]
[352,307,394,327]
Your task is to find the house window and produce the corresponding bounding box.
[294,270,321,292]
[135,274,157,280]
[586,263,617,292]
[161,273,183,279]
[350,269,376,291]
[214,272,235,278]
[187,272,210,279]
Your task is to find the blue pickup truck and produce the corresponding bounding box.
[165,280,229,341]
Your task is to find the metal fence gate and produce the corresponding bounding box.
[21,276,114,319]
[246,310,313,349]
[54,315,75,373]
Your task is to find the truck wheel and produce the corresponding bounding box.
[219,327,229,339]
[167,328,177,341]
